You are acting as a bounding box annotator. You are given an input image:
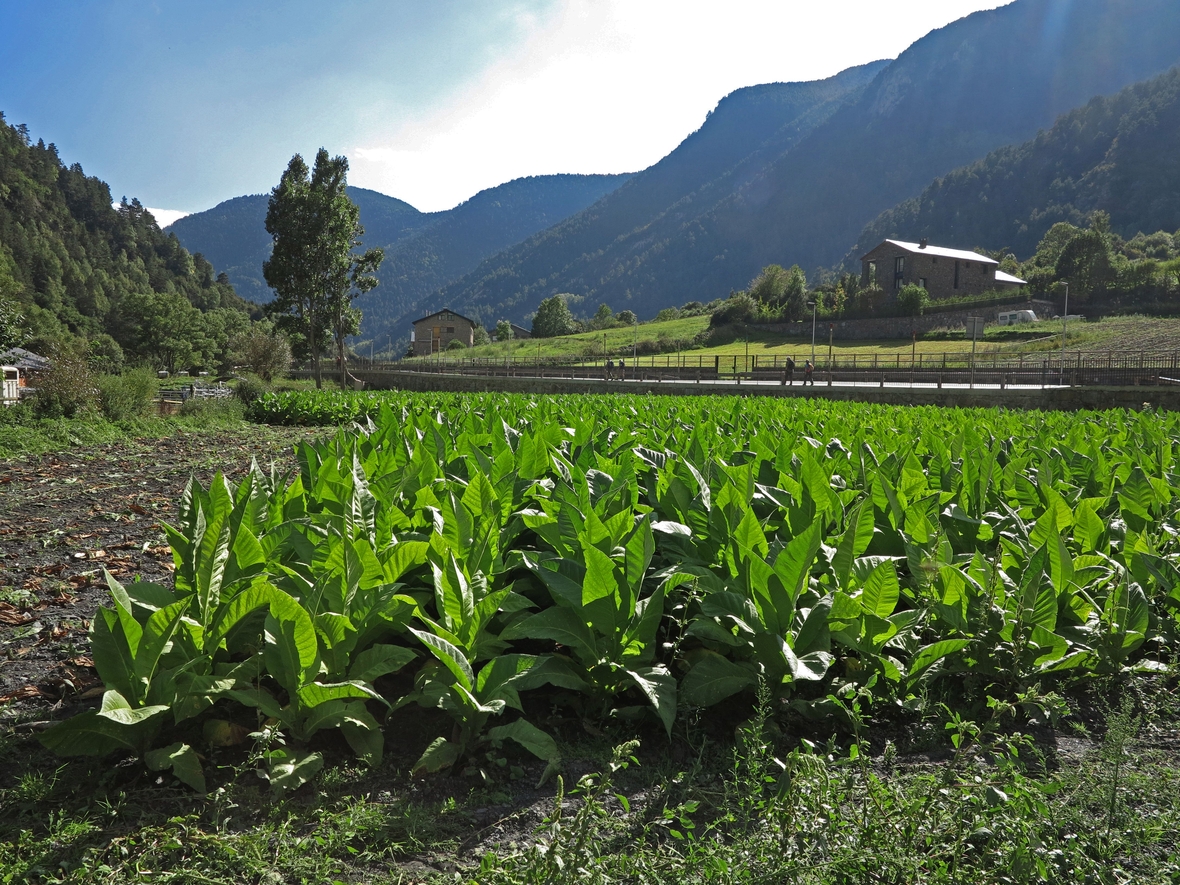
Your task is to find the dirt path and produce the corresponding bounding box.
[0,424,322,711]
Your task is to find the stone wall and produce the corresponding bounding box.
[753,298,1057,340]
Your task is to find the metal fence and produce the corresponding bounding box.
[361,350,1180,389]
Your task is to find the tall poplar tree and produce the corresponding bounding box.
[263,149,382,388]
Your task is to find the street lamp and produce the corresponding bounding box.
[807,300,817,366]
[1060,281,1069,384]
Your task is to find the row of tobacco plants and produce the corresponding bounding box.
[41,392,1180,794]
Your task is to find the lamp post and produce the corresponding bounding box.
[1060,281,1069,385]
[807,300,817,366]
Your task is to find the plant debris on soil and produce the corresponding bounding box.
[0,425,321,707]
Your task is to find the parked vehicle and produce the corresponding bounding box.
[997,309,1037,325]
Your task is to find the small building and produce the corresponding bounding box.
[0,346,50,375]
[509,323,531,340]
[1,366,19,406]
[410,308,477,356]
[860,239,1026,301]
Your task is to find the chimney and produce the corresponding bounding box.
[919,238,928,249]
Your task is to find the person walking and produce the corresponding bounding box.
[804,359,814,386]
[606,358,614,381]
[784,356,795,386]
[618,358,625,381]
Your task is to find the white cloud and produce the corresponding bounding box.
[147,208,190,228]
[349,0,1004,211]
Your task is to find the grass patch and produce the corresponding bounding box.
[2,679,1177,883]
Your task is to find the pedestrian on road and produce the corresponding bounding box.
[784,357,795,386]
[804,360,814,385]
[606,358,614,380]
[618,358,625,380]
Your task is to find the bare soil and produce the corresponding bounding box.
[0,425,321,708]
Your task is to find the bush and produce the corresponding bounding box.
[230,326,291,382]
[897,283,930,316]
[98,368,157,421]
[30,348,97,419]
[446,339,467,351]
[234,374,270,405]
[710,292,758,327]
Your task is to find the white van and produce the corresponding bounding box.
[997,309,1037,325]
[2,366,19,406]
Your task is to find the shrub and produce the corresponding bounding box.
[897,283,930,316]
[234,374,270,405]
[230,326,291,382]
[710,292,758,327]
[30,347,97,419]
[98,368,156,421]
[446,339,467,351]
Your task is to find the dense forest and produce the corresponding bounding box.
[851,65,1180,264]
[437,0,1180,324]
[0,113,252,372]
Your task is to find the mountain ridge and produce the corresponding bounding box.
[436,0,1180,325]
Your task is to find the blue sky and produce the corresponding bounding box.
[1,1,1005,220]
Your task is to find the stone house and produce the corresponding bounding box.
[860,239,1025,300]
[411,309,477,356]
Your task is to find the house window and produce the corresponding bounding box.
[919,277,927,290]
[446,326,455,333]
[953,261,960,289]
[894,256,905,289]
[932,257,938,265]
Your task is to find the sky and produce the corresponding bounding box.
[0,1,1007,223]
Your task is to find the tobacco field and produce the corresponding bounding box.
[9,391,1180,882]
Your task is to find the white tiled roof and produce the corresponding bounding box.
[994,270,1027,285]
[883,240,999,264]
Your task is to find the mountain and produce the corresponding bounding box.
[168,173,632,342]
[427,61,888,325]
[168,187,432,304]
[362,173,631,344]
[850,65,1180,261]
[438,0,1180,324]
[0,112,249,369]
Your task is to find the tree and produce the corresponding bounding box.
[0,294,26,352]
[588,302,614,330]
[532,295,578,338]
[749,264,807,320]
[264,150,383,389]
[897,283,929,316]
[495,320,514,341]
[472,325,490,347]
[616,309,637,326]
[231,323,292,381]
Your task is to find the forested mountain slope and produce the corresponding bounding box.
[440,0,1180,324]
[428,61,888,325]
[850,65,1180,261]
[0,112,249,368]
[362,173,631,343]
[168,188,432,305]
[170,173,632,342]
